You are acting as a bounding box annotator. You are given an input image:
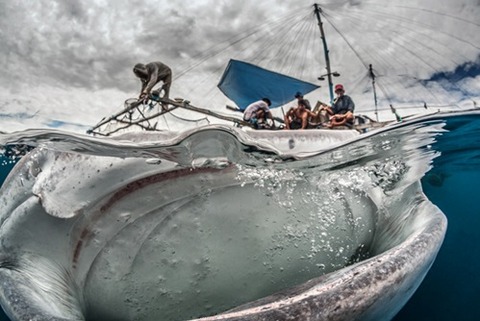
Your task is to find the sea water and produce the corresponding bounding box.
[394,113,480,321]
[0,111,479,321]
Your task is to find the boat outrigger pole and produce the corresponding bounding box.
[314,4,334,105]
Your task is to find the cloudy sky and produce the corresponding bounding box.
[0,0,479,134]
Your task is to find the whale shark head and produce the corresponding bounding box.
[0,125,446,321]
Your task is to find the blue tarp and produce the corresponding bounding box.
[217,59,320,110]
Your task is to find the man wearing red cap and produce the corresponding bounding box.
[321,84,355,128]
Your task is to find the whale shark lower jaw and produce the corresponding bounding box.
[0,128,446,321]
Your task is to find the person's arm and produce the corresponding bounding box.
[344,111,354,121]
[136,77,148,98]
[346,96,355,113]
[267,111,275,127]
[323,106,334,115]
[143,65,159,96]
[284,108,293,129]
[301,112,310,129]
[260,102,273,122]
[268,110,274,121]
[284,117,291,129]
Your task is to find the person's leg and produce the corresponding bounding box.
[301,112,311,129]
[161,82,171,99]
[329,113,354,127]
[249,118,259,129]
[256,110,266,123]
[345,112,354,123]
[156,80,170,111]
[334,116,347,126]
[326,114,344,128]
[284,116,291,129]
[291,120,302,129]
[162,74,172,99]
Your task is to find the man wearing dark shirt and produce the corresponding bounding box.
[321,84,355,128]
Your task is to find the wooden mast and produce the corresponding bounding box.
[314,4,334,104]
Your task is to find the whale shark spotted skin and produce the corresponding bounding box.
[0,127,446,321]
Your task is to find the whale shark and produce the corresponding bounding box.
[0,125,446,321]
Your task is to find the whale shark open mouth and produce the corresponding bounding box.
[0,123,446,321]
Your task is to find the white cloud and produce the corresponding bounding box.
[0,0,479,133]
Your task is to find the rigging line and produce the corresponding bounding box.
[276,16,308,75]
[321,11,384,69]
[364,2,480,28]
[360,64,398,106]
[402,80,438,106]
[349,7,473,63]
[322,9,408,100]
[374,76,408,106]
[249,10,311,72]
[404,81,446,106]
[360,103,456,113]
[334,10,446,102]
[320,10,369,69]
[232,8,311,62]
[375,80,393,105]
[344,11,440,74]
[286,24,313,77]
[364,8,480,51]
[348,73,370,97]
[279,13,313,77]
[182,10,310,99]
[173,8,308,80]
[414,81,446,106]
[325,9,404,74]
[254,18,300,67]
[290,19,311,80]
[340,9,425,71]
[251,8,312,67]
[299,19,318,80]
[244,10,309,67]
[295,16,319,78]
[194,8,307,62]
[388,28,462,68]
[383,29,472,100]
[376,76,423,105]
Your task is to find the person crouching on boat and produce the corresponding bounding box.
[133,61,172,105]
[243,98,274,129]
[284,99,316,130]
[320,84,355,128]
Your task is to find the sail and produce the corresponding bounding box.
[218,59,320,110]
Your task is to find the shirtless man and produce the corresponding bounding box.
[133,61,172,101]
[284,99,315,130]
